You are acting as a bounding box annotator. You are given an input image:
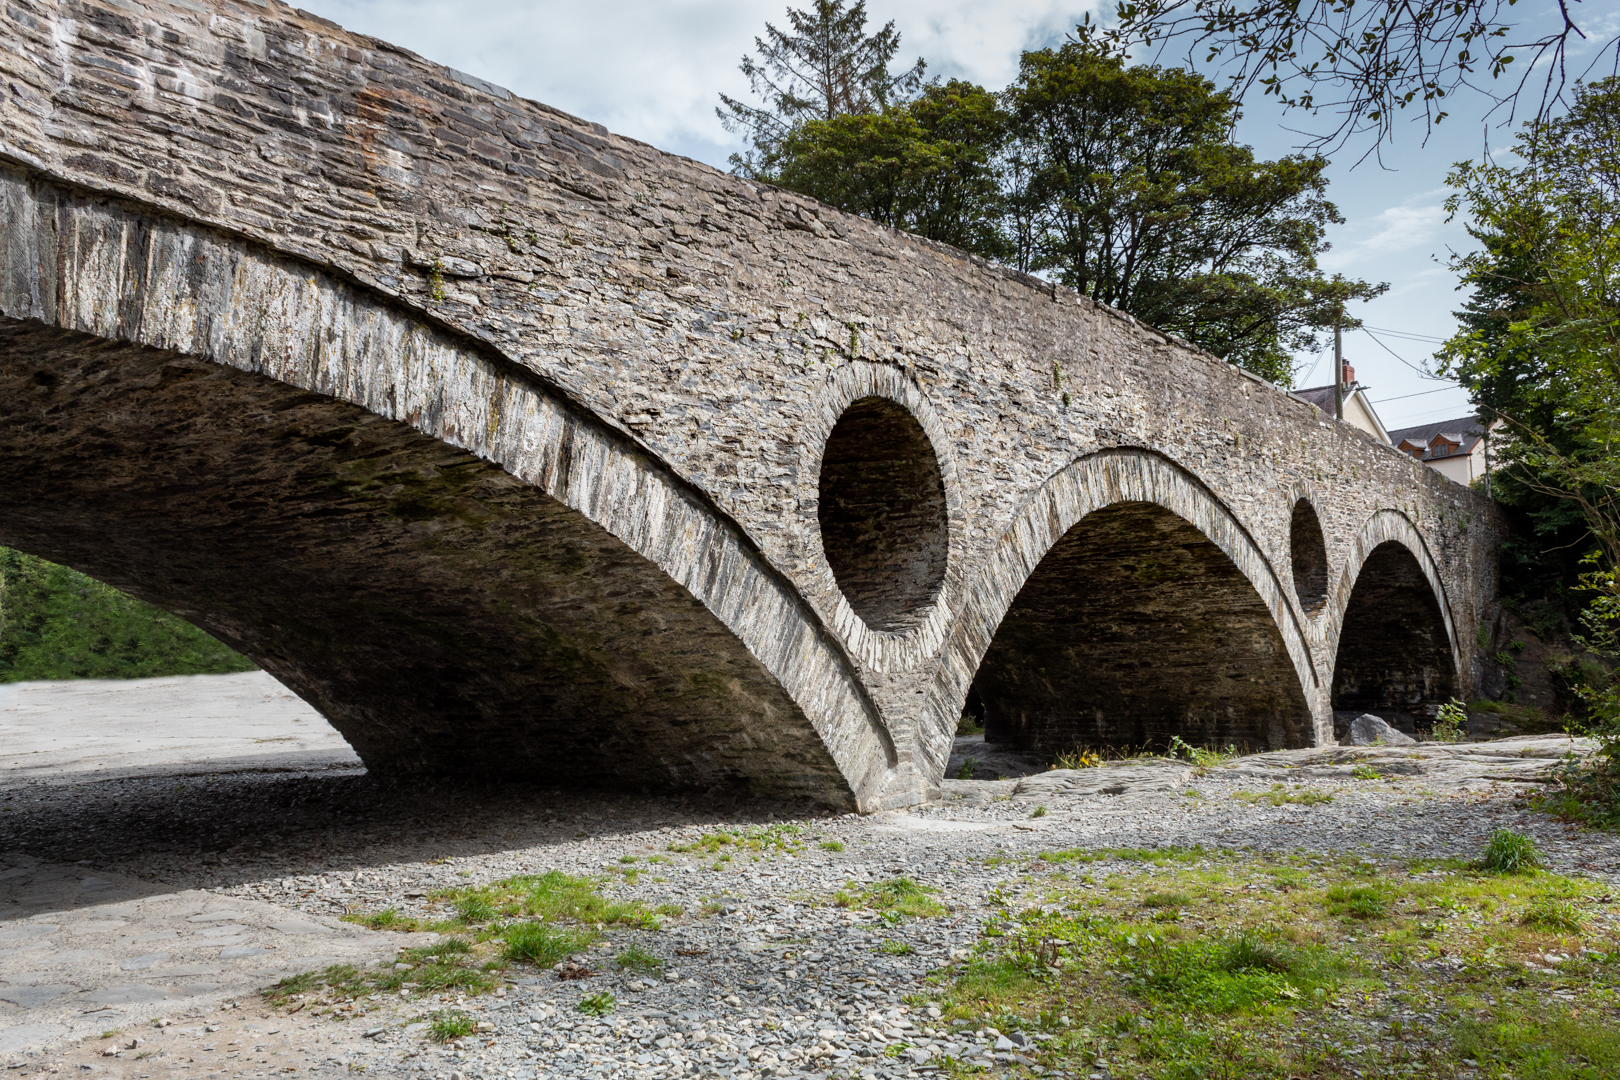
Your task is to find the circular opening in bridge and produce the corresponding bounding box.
[818,397,948,632]
[1290,498,1329,615]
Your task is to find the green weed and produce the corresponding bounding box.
[837,877,946,919]
[427,1010,475,1044]
[1522,897,1585,934]
[578,992,615,1016]
[1481,828,1542,874]
[615,945,664,972]
[501,922,595,966]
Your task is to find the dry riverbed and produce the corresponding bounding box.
[3,675,1618,1079]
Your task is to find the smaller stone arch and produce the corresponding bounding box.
[927,447,1320,778]
[1289,494,1330,617]
[1327,510,1461,736]
[803,362,964,672]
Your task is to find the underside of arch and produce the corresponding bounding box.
[0,321,852,798]
[0,163,902,808]
[1332,539,1458,730]
[973,501,1311,753]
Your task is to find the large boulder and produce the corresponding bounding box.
[1348,714,1417,746]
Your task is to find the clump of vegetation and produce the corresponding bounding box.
[501,923,595,966]
[1233,784,1333,807]
[1351,763,1384,780]
[953,757,978,780]
[615,945,664,972]
[819,840,845,852]
[1480,829,1542,874]
[430,869,672,930]
[837,877,946,919]
[264,939,497,1010]
[577,992,615,1016]
[0,548,256,681]
[1165,736,1243,768]
[1521,896,1585,934]
[1324,884,1389,919]
[668,825,804,857]
[939,848,1620,1077]
[427,1009,476,1044]
[1428,698,1470,743]
[1051,748,1102,770]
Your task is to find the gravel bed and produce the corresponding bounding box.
[6,738,1620,1078]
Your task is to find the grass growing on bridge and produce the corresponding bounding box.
[0,548,256,681]
[933,836,1620,1078]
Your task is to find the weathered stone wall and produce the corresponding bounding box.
[0,0,1503,807]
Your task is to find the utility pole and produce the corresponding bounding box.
[1333,311,1344,421]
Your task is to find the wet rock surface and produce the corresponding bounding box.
[1,678,1614,1078]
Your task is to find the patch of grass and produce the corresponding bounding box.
[426,1010,476,1044]
[1522,896,1586,934]
[1232,784,1334,806]
[615,945,664,972]
[339,908,442,933]
[1351,762,1384,780]
[879,939,916,955]
[837,877,946,919]
[577,992,615,1016]
[430,870,665,929]
[819,840,845,852]
[1165,735,1244,767]
[668,825,804,856]
[1039,846,1207,866]
[939,850,1620,1080]
[1452,995,1620,1078]
[954,756,978,780]
[1324,884,1389,919]
[1481,828,1542,873]
[501,922,595,966]
[1030,805,1047,818]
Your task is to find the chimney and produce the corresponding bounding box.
[1342,362,1356,387]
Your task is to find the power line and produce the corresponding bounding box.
[1361,324,1448,343]
[1358,327,1454,383]
[1371,385,1464,404]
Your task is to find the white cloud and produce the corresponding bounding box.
[305,0,1094,168]
[1321,202,1449,271]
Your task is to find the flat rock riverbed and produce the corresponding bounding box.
[2,675,1615,1079]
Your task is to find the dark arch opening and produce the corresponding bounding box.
[0,320,848,800]
[817,397,948,632]
[1290,498,1329,615]
[1332,540,1457,734]
[972,501,1310,754]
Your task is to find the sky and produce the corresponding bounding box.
[303,0,1609,432]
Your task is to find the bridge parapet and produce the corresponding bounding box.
[0,0,1502,807]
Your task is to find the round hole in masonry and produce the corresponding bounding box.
[1290,498,1329,615]
[817,397,948,632]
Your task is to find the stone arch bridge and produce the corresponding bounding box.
[0,0,1500,810]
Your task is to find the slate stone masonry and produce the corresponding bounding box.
[0,0,1502,809]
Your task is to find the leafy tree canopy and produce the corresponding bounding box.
[1006,44,1384,384]
[1082,0,1620,153]
[717,0,926,178]
[1439,76,1620,571]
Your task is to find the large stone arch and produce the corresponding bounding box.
[0,165,903,809]
[928,448,1319,776]
[1328,510,1461,730]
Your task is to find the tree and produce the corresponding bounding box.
[773,80,1011,257]
[1438,78,1619,790]
[717,0,926,178]
[1438,76,1620,571]
[1005,44,1383,384]
[1084,0,1620,152]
